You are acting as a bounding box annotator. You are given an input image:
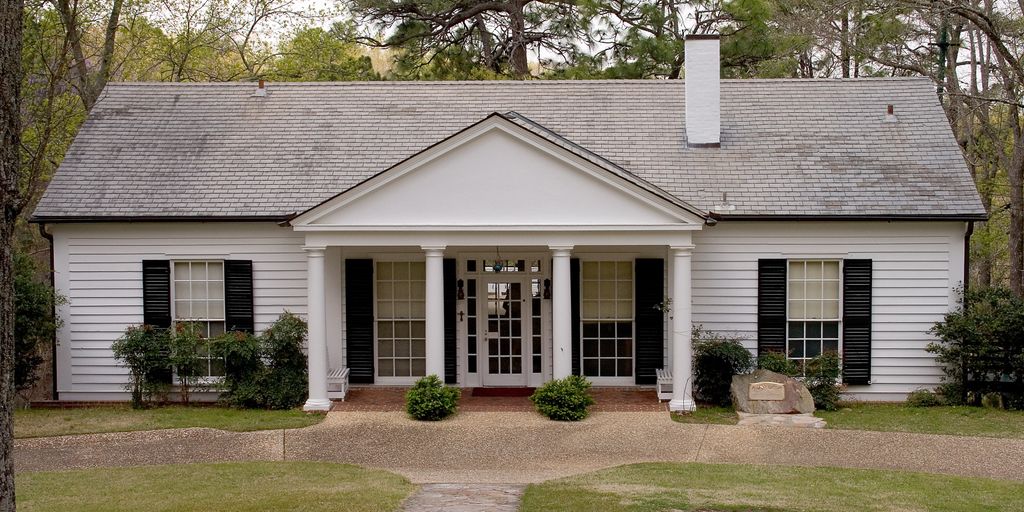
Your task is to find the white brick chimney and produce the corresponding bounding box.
[685,34,721,147]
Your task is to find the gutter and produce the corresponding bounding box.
[38,223,58,400]
[29,215,293,224]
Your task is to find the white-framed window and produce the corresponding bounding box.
[172,260,226,378]
[787,260,841,371]
[376,261,427,378]
[580,261,634,378]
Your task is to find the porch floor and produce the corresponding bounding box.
[330,387,666,413]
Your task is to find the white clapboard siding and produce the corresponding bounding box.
[53,223,307,400]
[691,221,966,401]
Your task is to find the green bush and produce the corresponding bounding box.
[169,322,209,405]
[14,249,65,394]
[530,375,595,421]
[929,287,1024,409]
[212,312,309,410]
[757,351,800,377]
[692,326,754,406]
[211,331,265,408]
[905,389,945,407]
[260,312,309,409]
[805,351,842,411]
[112,325,171,408]
[405,375,460,421]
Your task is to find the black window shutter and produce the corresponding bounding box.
[443,259,457,384]
[346,259,375,384]
[224,260,255,333]
[757,259,787,356]
[142,260,172,328]
[571,258,581,376]
[842,259,873,385]
[634,259,664,385]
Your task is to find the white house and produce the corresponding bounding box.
[32,36,985,412]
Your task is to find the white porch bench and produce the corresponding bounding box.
[656,368,672,401]
[326,367,350,401]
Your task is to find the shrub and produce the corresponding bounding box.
[211,331,265,408]
[211,312,310,410]
[530,375,595,421]
[14,249,65,395]
[405,375,460,421]
[260,312,309,409]
[169,322,209,405]
[906,389,945,407]
[805,351,842,411]
[692,326,754,406]
[929,287,1024,409]
[757,351,800,377]
[112,325,171,408]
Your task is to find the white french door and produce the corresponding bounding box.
[478,276,530,386]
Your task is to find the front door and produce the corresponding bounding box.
[479,276,529,386]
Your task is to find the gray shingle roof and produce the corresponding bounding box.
[32,78,986,220]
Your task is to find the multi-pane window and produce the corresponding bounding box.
[787,260,841,371]
[376,261,427,378]
[580,261,633,378]
[531,278,542,374]
[466,278,478,373]
[172,261,225,378]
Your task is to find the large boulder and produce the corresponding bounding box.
[731,369,815,414]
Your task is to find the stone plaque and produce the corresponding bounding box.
[748,381,786,401]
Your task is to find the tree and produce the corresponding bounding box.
[269,25,379,81]
[352,0,586,78]
[0,0,23,511]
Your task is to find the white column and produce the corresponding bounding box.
[550,245,574,379]
[669,245,697,412]
[423,246,447,378]
[303,246,331,412]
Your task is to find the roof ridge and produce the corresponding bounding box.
[105,76,933,87]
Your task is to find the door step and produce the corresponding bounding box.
[470,387,536,397]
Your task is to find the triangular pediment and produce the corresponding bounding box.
[291,114,705,229]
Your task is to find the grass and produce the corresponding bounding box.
[817,403,1024,439]
[14,405,324,438]
[670,406,738,425]
[672,403,1024,439]
[17,461,415,512]
[520,462,1024,512]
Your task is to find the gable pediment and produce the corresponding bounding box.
[291,114,705,230]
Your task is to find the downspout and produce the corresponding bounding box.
[964,221,974,294]
[38,223,58,400]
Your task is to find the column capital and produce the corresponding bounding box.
[670,245,695,256]
[421,245,447,255]
[549,244,574,255]
[302,245,327,255]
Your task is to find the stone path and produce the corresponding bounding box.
[15,411,1024,485]
[400,484,525,512]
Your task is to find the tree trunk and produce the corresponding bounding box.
[0,0,23,508]
[508,1,529,78]
[1009,123,1024,296]
[841,8,851,78]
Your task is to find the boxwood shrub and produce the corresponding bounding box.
[530,375,595,421]
[692,326,754,406]
[405,375,460,421]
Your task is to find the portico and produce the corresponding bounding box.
[288,113,706,412]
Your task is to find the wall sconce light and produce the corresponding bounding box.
[543,279,551,299]
[456,279,465,300]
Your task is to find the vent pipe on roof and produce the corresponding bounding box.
[884,104,898,123]
[685,34,721,148]
[254,79,267,97]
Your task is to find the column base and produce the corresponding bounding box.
[668,397,697,413]
[303,398,332,412]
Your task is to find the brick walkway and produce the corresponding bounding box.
[331,386,666,412]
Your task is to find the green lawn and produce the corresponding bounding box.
[17,461,415,512]
[520,462,1024,512]
[14,405,324,438]
[673,403,1024,439]
[818,403,1024,439]
[670,406,738,425]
